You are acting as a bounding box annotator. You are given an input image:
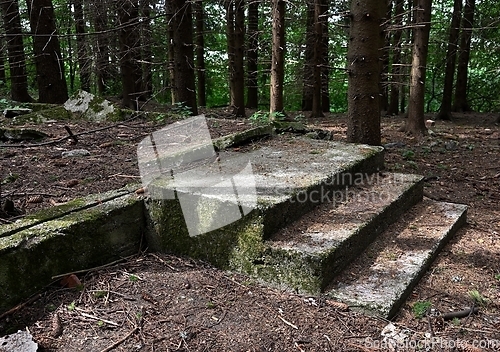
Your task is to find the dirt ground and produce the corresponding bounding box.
[0,109,499,351]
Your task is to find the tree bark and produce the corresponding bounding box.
[346,0,382,145]
[321,0,330,113]
[92,0,110,95]
[453,0,474,112]
[436,0,462,120]
[387,0,404,115]
[246,0,259,109]
[140,0,153,99]
[226,0,245,117]
[310,0,324,118]
[166,0,198,115]
[27,0,68,103]
[194,0,206,107]
[270,0,285,116]
[0,0,32,102]
[73,0,91,92]
[301,0,314,111]
[117,0,142,110]
[406,0,432,136]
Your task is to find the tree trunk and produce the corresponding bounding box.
[301,1,314,111]
[226,0,245,117]
[310,0,324,118]
[140,0,153,99]
[0,32,5,86]
[406,0,432,136]
[27,0,68,103]
[379,0,391,113]
[436,0,462,120]
[92,0,110,95]
[321,0,330,113]
[270,0,285,116]
[117,0,142,110]
[346,0,382,145]
[166,0,198,115]
[0,0,32,102]
[246,0,259,109]
[387,0,404,115]
[453,0,475,112]
[194,0,206,107]
[73,0,91,92]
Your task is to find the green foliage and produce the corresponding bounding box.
[1,173,20,185]
[250,110,285,124]
[171,102,192,117]
[129,274,139,283]
[402,149,415,160]
[468,289,488,306]
[412,300,431,319]
[67,301,76,311]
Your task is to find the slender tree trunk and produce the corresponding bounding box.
[0,0,32,102]
[246,0,259,109]
[74,0,91,92]
[92,0,110,95]
[310,0,324,118]
[406,0,432,136]
[117,0,142,109]
[436,0,462,120]
[270,0,285,116]
[321,0,330,113]
[166,0,197,115]
[346,0,382,145]
[27,0,68,103]
[379,0,391,113]
[301,0,314,111]
[0,31,5,86]
[194,0,206,107]
[226,0,245,117]
[140,0,153,99]
[388,0,404,115]
[453,0,474,112]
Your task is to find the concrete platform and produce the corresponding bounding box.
[144,134,385,267]
[326,198,467,319]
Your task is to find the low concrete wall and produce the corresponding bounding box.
[0,189,144,312]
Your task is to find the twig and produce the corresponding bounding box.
[51,255,135,280]
[75,308,119,327]
[108,174,141,179]
[64,125,78,144]
[278,315,298,329]
[99,327,138,352]
[0,294,42,320]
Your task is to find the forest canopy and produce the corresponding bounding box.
[0,0,498,129]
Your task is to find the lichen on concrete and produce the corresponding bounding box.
[0,193,144,312]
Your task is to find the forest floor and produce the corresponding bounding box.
[0,109,499,351]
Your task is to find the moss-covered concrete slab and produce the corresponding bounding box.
[0,185,138,239]
[145,134,384,268]
[239,173,424,293]
[0,192,144,312]
[326,199,467,319]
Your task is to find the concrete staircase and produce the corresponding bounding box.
[0,131,467,318]
[145,133,467,319]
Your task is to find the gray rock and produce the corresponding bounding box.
[62,149,91,158]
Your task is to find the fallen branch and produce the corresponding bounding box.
[0,115,141,148]
[0,294,42,320]
[441,307,479,320]
[99,327,138,352]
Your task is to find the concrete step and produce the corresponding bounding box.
[145,135,384,267]
[239,172,425,293]
[326,198,467,319]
